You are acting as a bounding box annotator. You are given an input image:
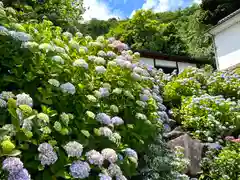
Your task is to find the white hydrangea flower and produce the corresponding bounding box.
[108,164,122,177]
[76,32,83,38]
[62,32,72,39]
[116,175,128,180]
[86,95,97,102]
[110,105,119,113]
[109,132,121,145]
[88,55,97,61]
[22,118,33,131]
[54,46,66,53]
[69,40,80,50]
[97,36,105,42]
[52,55,64,64]
[60,82,76,95]
[16,93,33,107]
[37,113,49,123]
[39,43,54,52]
[98,50,107,57]
[136,113,147,120]
[108,61,117,67]
[131,73,142,81]
[85,35,92,41]
[64,141,83,157]
[0,91,15,100]
[21,41,39,49]
[73,59,88,69]
[48,79,60,87]
[101,148,117,163]
[99,127,113,137]
[94,57,106,65]
[112,88,122,95]
[86,150,104,166]
[95,66,107,74]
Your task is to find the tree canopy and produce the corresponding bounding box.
[201,0,240,25]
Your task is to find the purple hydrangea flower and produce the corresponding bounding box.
[38,143,58,166]
[96,113,111,125]
[99,88,110,97]
[2,157,24,173]
[99,173,112,180]
[8,168,31,180]
[111,116,124,125]
[140,94,149,102]
[70,161,90,179]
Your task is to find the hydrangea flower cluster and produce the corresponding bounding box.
[86,150,104,166]
[38,143,58,166]
[69,160,90,179]
[64,141,83,157]
[2,157,30,180]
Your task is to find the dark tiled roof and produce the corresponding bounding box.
[218,8,240,25]
[135,50,211,64]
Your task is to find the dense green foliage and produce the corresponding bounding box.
[0,1,240,180]
[201,0,240,25]
[106,5,213,59]
[1,0,84,31]
[77,18,119,39]
[0,2,191,180]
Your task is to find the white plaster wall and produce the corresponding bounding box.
[177,62,196,73]
[155,59,177,68]
[214,22,240,70]
[139,57,154,67]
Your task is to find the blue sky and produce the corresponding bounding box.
[82,0,202,20]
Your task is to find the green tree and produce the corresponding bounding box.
[107,10,187,56]
[1,0,84,30]
[201,0,240,25]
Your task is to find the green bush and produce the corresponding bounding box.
[200,142,240,180]
[0,3,177,179]
[179,94,240,141]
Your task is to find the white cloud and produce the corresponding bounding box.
[130,0,170,18]
[82,0,122,20]
[194,0,202,4]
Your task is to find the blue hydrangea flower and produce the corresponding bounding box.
[124,148,138,160]
[38,143,57,166]
[70,161,90,179]
[8,168,31,180]
[111,116,124,126]
[140,94,149,102]
[99,173,112,180]
[99,88,110,97]
[9,31,32,42]
[0,98,7,108]
[96,113,111,125]
[60,82,76,95]
[2,157,24,173]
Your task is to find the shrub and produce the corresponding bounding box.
[0,3,175,179]
[179,94,240,141]
[200,141,240,180]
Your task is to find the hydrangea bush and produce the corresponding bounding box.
[0,2,176,179]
